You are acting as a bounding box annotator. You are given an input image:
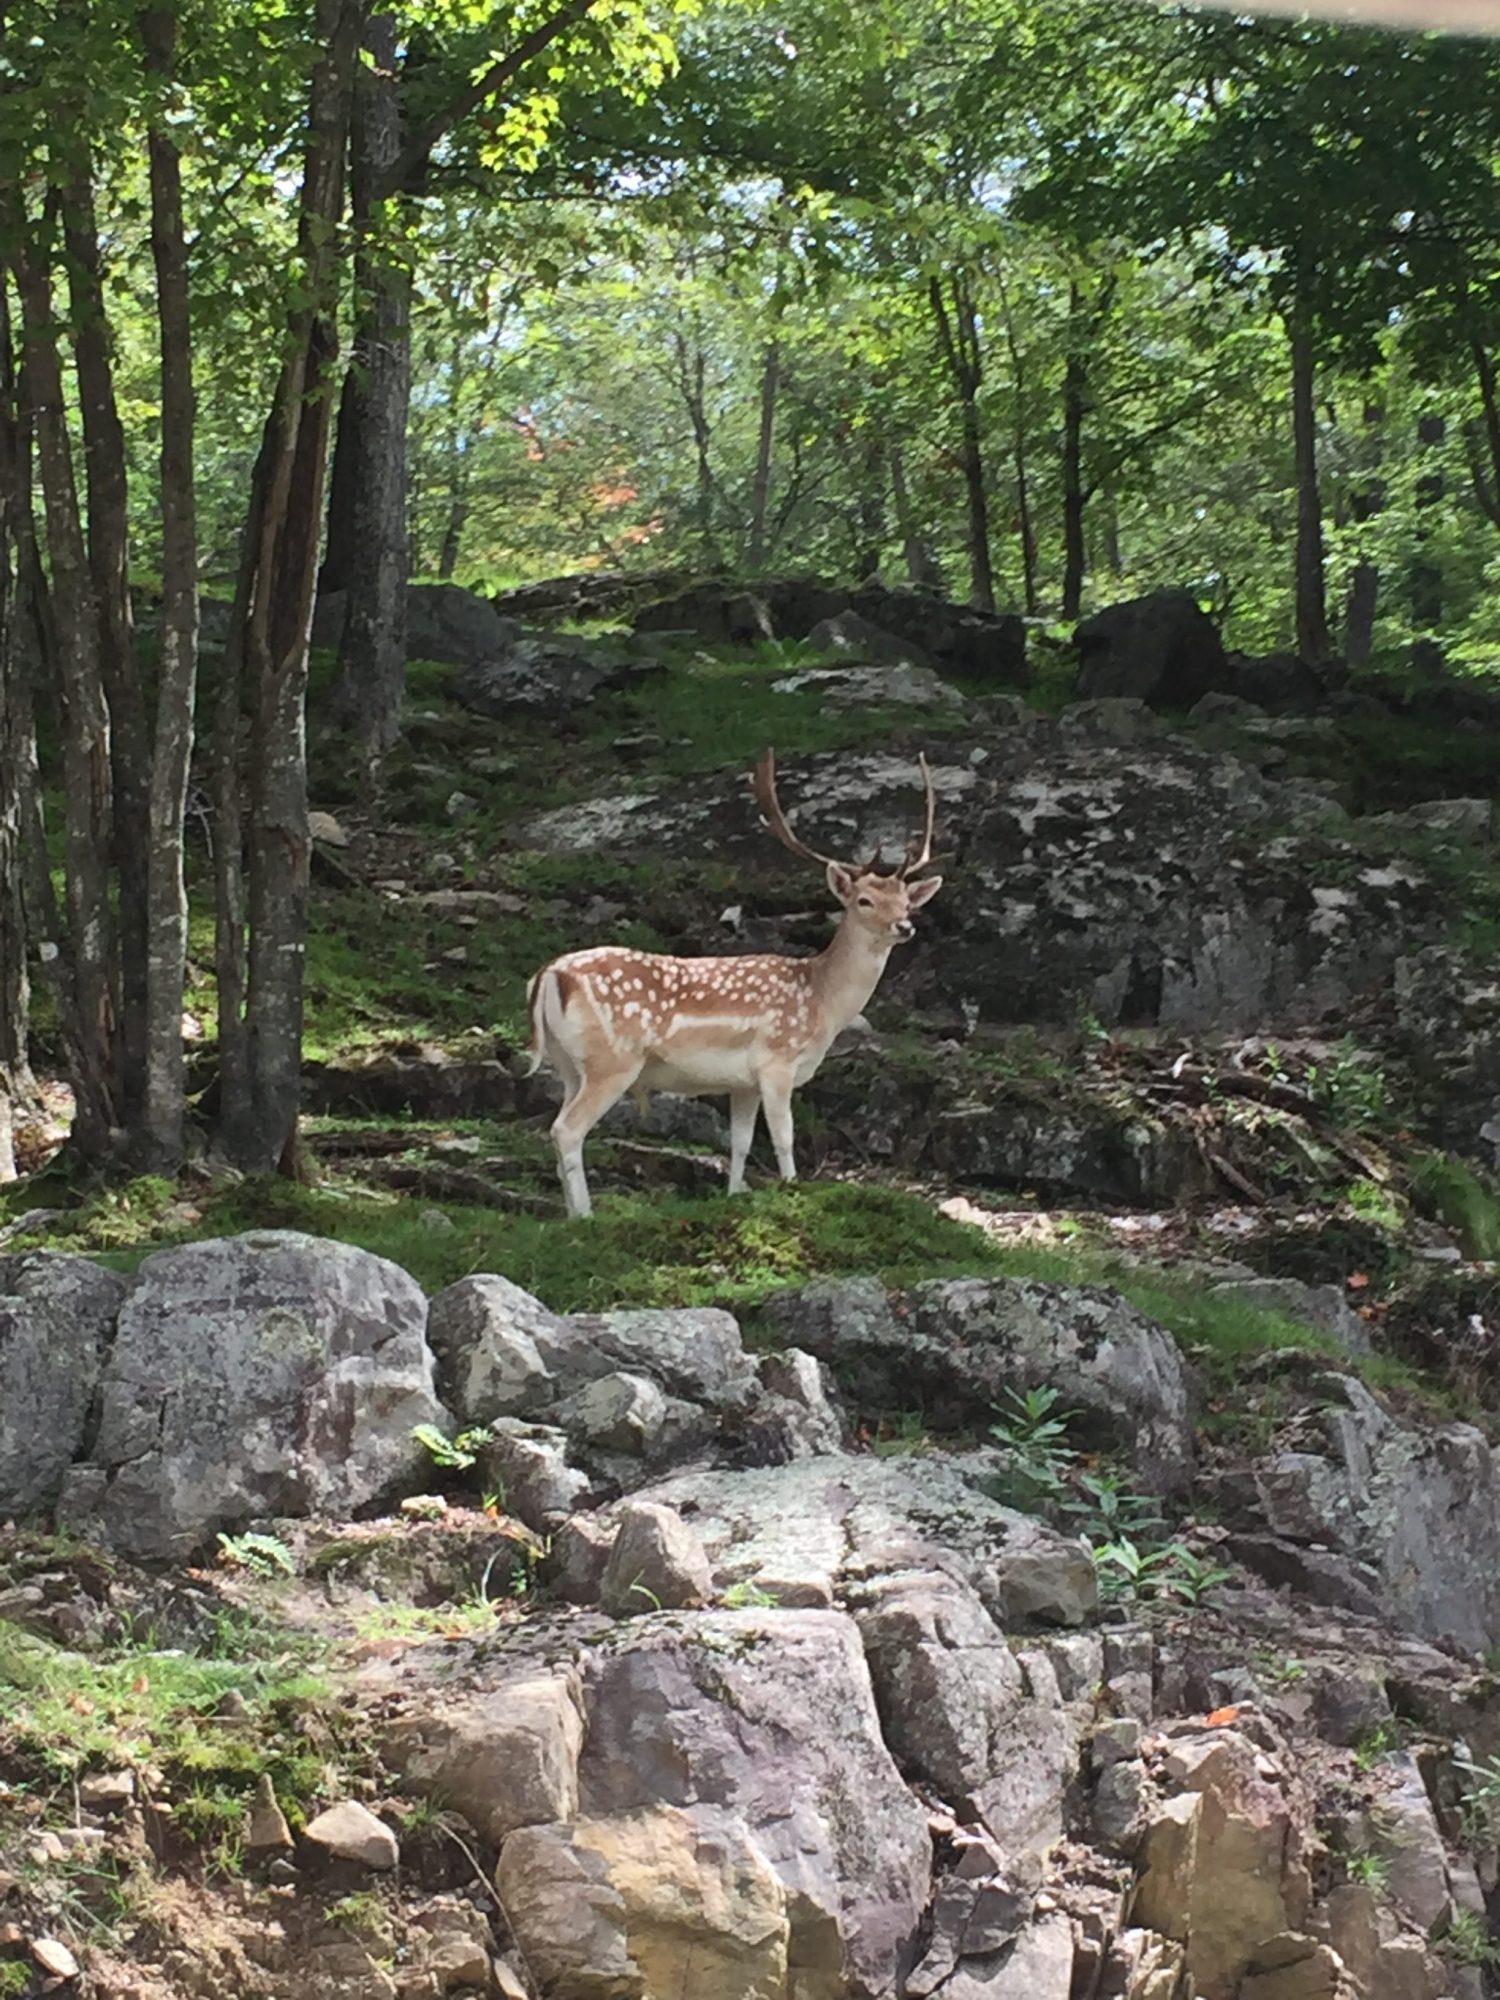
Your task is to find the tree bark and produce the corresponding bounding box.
[929,272,995,611]
[889,443,941,589]
[1289,298,1331,664]
[1471,340,1500,531]
[0,291,34,1178]
[214,0,359,1175]
[325,11,411,762]
[138,2,200,1171]
[1342,399,1383,671]
[746,337,780,573]
[7,195,119,1156]
[1061,287,1088,621]
[1409,411,1445,644]
[60,170,151,1128]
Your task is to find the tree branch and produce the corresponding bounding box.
[381,0,595,197]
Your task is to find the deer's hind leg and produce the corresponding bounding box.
[552,1060,642,1219]
[727,1088,760,1195]
[758,1066,799,1184]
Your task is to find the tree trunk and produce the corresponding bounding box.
[0,293,34,1179]
[325,11,411,763]
[214,0,358,1175]
[60,170,151,1129]
[1342,399,1384,672]
[746,337,780,573]
[929,272,994,612]
[1289,302,1331,664]
[1471,341,1500,532]
[7,195,119,1156]
[1102,485,1123,575]
[889,444,940,590]
[1061,288,1088,621]
[1409,411,1445,651]
[997,274,1038,618]
[138,2,200,1172]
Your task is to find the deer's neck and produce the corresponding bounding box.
[809,915,895,1038]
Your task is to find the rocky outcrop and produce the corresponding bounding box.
[312,580,518,666]
[1218,1369,1500,1654]
[0,1253,126,1513]
[760,1274,1196,1492]
[56,1231,445,1558]
[1074,589,1230,707]
[519,735,1448,1038]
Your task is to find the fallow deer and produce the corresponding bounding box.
[525,748,943,1217]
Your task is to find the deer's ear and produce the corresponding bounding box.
[906,874,943,909]
[827,862,858,904]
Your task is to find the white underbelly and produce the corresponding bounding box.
[636,1043,830,1098]
[638,1051,762,1095]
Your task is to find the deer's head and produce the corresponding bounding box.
[752,748,944,947]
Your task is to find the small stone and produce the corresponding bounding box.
[247,1773,294,1853]
[267,1858,297,1885]
[441,947,468,965]
[599,1500,712,1616]
[304,1800,400,1872]
[401,1493,449,1518]
[445,791,479,822]
[308,810,350,848]
[1091,1717,1143,1766]
[32,1831,66,1862]
[217,1689,250,1721]
[33,1938,80,1980]
[418,1209,456,1234]
[492,1964,528,2000]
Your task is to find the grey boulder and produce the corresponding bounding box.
[58,1232,445,1557]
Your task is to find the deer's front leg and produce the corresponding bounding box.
[759,1069,798,1183]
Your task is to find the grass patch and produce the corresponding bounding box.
[0,1616,328,1793]
[1411,1152,1500,1262]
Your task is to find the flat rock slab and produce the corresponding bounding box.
[613,1452,1097,1627]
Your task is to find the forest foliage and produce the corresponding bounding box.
[4,0,1500,1179]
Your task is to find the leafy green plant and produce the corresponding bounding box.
[1090,1536,1232,1606]
[1454,1747,1500,1846]
[1307,1038,1388,1127]
[1345,1848,1389,1893]
[1441,1906,1499,1968]
[411,1423,490,1471]
[1062,1469,1166,1544]
[721,1580,778,1609]
[988,1385,1079,1509]
[216,1531,295,1578]
[1353,1720,1402,1772]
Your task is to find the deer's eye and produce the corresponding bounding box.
[857,895,874,909]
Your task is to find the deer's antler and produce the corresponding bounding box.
[752,748,845,870]
[901,754,937,878]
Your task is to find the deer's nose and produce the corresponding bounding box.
[894,918,915,943]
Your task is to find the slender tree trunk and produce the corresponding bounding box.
[929,272,995,611]
[60,171,151,1128]
[325,11,411,762]
[136,2,200,1171]
[1342,399,1383,671]
[889,444,940,589]
[746,337,780,573]
[671,328,718,562]
[215,0,358,1175]
[1061,286,1089,621]
[0,295,34,1179]
[1409,412,1445,649]
[996,296,1038,619]
[1471,341,1500,532]
[852,428,885,581]
[7,196,119,1156]
[1288,298,1331,663]
[1102,485,1123,575]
